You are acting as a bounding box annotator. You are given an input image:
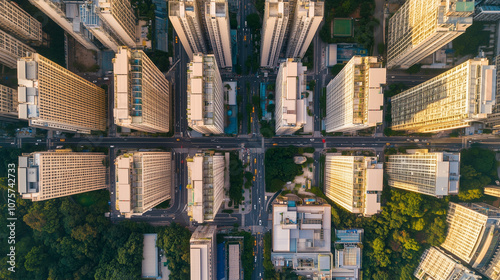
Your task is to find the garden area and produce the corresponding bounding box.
[265,147,315,192]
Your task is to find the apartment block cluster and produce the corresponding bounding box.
[414,202,500,280]
[323,0,500,136]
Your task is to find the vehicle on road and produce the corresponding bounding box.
[255,256,257,262]
[253,176,256,181]
[322,139,325,143]
[273,143,278,146]
[110,145,114,148]
[254,205,256,210]
[254,240,257,246]
[37,139,42,142]
[254,169,257,175]
[92,80,97,83]
[244,35,247,41]
[60,139,65,142]
[259,220,262,225]
[254,158,256,164]
[103,77,109,81]
[175,36,178,43]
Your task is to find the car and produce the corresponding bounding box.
[258,197,261,203]
[254,205,256,210]
[255,256,257,262]
[273,143,278,146]
[181,160,184,164]
[254,158,257,164]
[111,192,114,195]
[310,138,314,142]
[252,107,255,113]
[176,138,180,141]
[259,273,262,277]
[35,143,38,145]
[254,169,257,175]
[106,71,113,75]
[103,77,109,81]
[110,145,115,148]
[60,139,65,142]
[92,80,97,83]
[37,139,42,142]
[244,35,247,41]
[253,176,256,181]
[414,139,420,142]
[322,139,326,143]
[175,36,178,43]
[254,240,257,246]
[259,220,262,226]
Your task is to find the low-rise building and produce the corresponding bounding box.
[333,229,364,280]
[485,185,500,197]
[142,234,159,279]
[271,202,333,278]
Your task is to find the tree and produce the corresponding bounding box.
[157,223,191,280]
[246,13,261,31]
[24,246,48,272]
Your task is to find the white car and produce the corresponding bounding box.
[254,205,256,210]
[259,220,262,226]
[110,145,115,148]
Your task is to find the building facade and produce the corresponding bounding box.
[187,53,224,134]
[17,53,107,133]
[326,56,385,133]
[29,0,99,50]
[391,58,496,133]
[285,0,324,59]
[113,46,170,133]
[441,203,500,279]
[386,150,460,197]
[0,0,42,45]
[80,0,137,51]
[0,28,36,69]
[387,0,474,69]
[115,152,171,218]
[0,84,17,118]
[325,155,383,216]
[190,225,217,280]
[169,0,207,60]
[18,151,107,201]
[260,0,291,68]
[485,186,500,197]
[204,0,232,68]
[275,59,307,135]
[187,152,226,223]
[414,247,481,280]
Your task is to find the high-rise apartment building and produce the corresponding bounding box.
[442,203,500,279]
[391,58,496,133]
[115,152,171,218]
[326,56,385,133]
[285,0,324,59]
[260,0,291,68]
[187,53,224,134]
[18,150,107,201]
[29,0,99,50]
[271,202,333,278]
[186,152,226,223]
[325,155,383,216]
[0,0,42,45]
[113,46,170,133]
[204,0,232,68]
[275,59,307,135]
[190,225,217,280]
[486,55,500,128]
[414,247,481,280]
[0,84,17,118]
[17,53,106,133]
[386,149,460,197]
[0,28,36,69]
[80,0,137,51]
[169,0,207,60]
[387,0,474,69]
